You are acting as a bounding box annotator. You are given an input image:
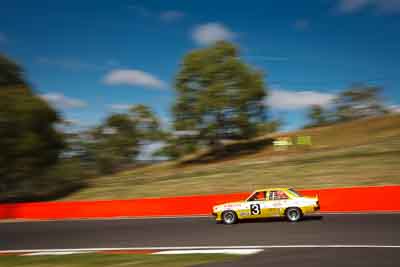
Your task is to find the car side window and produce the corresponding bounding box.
[269,190,289,200]
[248,191,266,201]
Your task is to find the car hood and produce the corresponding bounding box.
[213,201,244,209]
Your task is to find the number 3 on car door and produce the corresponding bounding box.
[244,190,267,218]
[250,204,261,215]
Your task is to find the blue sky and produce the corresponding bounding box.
[1,0,400,131]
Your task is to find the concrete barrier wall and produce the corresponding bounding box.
[0,186,399,220]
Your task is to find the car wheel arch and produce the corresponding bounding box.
[221,210,238,224]
[284,206,303,222]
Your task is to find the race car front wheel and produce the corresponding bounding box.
[222,211,238,224]
[285,207,302,222]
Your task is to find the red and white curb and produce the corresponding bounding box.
[152,249,263,255]
[2,245,400,257]
[0,248,263,256]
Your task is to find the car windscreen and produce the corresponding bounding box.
[288,188,303,197]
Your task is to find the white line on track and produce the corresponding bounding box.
[2,245,400,254]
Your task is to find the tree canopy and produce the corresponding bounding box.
[0,54,27,87]
[129,104,163,141]
[305,84,390,129]
[172,41,267,150]
[306,105,330,127]
[85,104,163,174]
[334,84,388,122]
[0,54,65,201]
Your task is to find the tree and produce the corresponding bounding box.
[129,104,163,141]
[151,135,181,160]
[88,105,163,174]
[173,41,267,151]
[334,84,388,122]
[306,105,329,127]
[89,114,140,174]
[152,132,197,160]
[0,54,27,87]
[256,119,282,136]
[0,54,65,201]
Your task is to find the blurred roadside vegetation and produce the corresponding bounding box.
[67,114,400,200]
[1,41,399,202]
[0,55,76,202]
[0,254,236,267]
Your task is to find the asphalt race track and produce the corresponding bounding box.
[1,214,400,266]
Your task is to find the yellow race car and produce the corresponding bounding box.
[212,188,319,224]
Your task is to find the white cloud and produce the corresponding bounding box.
[161,115,172,125]
[108,104,132,111]
[103,69,166,89]
[63,118,81,125]
[294,19,310,31]
[137,141,167,161]
[266,89,335,110]
[160,10,185,22]
[192,23,236,46]
[389,105,400,113]
[337,0,400,14]
[40,93,88,109]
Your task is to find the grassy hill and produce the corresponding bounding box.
[66,114,400,201]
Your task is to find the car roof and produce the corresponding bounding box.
[253,188,290,192]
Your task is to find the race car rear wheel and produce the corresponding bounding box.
[285,207,302,222]
[221,211,238,224]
